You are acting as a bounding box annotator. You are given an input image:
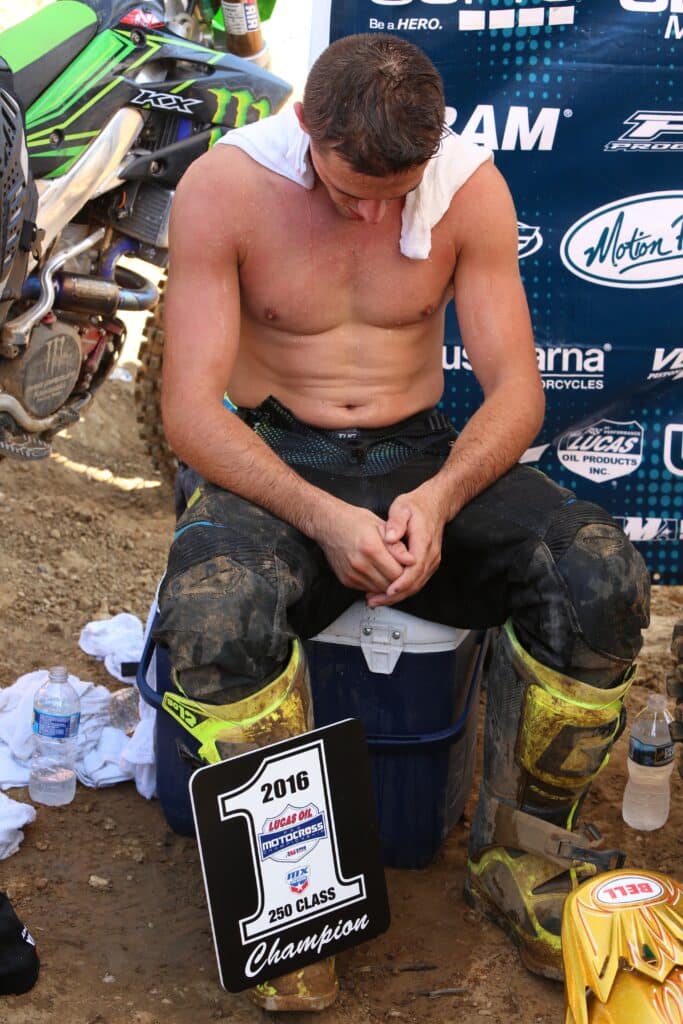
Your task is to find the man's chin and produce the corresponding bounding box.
[335,205,363,221]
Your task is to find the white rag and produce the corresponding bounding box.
[0,611,162,856]
[217,105,492,259]
[0,791,36,860]
[79,612,144,682]
[77,610,156,799]
[0,670,133,789]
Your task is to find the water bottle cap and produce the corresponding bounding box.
[645,693,667,711]
[48,666,68,684]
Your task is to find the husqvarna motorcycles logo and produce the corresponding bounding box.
[557,419,644,482]
[560,192,683,288]
[606,110,683,151]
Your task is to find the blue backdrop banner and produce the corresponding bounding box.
[314,0,683,583]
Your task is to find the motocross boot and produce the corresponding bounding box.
[162,640,339,1012]
[465,621,633,980]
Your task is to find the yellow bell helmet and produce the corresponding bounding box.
[562,870,683,1024]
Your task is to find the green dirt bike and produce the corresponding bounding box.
[0,0,290,472]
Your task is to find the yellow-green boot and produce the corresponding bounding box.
[162,640,339,1011]
[465,622,633,980]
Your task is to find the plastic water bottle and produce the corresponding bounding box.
[28,666,81,806]
[622,694,675,831]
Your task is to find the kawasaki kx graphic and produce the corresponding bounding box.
[0,0,290,460]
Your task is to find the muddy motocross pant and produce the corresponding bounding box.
[155,396,650,702]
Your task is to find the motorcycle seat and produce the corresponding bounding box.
[0,2,98,111]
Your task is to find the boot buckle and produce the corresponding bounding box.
[555,841,626,872]
[493,803,626,871]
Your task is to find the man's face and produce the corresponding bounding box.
[309,143,426,224]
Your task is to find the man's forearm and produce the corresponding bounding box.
[165,405,338,540]
[427,381,545,521]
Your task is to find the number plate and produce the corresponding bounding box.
[190,719,390,992]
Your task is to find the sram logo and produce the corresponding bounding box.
[606,110,683,151]
[446,105,564,151]
[619,0,683,40]
[131,88,202,115]
[648,347,683,381]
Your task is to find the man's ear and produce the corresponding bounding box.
[293,101,307,133]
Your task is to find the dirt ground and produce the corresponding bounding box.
[0,323,681,1024]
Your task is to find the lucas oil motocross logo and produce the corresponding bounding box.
[258,803,327,864]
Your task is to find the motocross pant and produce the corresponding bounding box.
[155,395,650,702]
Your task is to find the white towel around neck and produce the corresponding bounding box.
[216,106,492,260]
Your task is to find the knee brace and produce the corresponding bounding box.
[555,521,650,665]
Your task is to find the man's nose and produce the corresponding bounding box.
[355,199,388,223]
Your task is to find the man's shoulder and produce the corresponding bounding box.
[175,143,293,221]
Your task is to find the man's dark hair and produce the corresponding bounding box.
[302,33,445,176]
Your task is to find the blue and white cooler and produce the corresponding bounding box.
[138,602,488,870]
[305,603,488,869]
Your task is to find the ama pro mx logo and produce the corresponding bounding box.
[606,111,683,151]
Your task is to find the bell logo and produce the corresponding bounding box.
[594,874,664,907]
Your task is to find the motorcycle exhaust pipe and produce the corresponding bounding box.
[21,267,159,316]
[0,391,92,433]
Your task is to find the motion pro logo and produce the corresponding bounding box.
[606,111,683,151]
[560,192,683,288]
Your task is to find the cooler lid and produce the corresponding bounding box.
[311,602,470,674]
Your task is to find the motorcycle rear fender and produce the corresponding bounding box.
[24,27,291,180]
[0,2,97,112]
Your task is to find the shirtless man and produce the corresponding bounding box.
[157,33,649,1012]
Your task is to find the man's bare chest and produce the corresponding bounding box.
[238,190,456,333]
